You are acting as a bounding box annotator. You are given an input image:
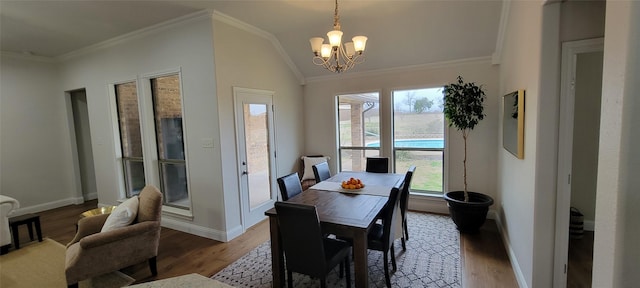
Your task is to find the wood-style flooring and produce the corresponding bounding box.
[568,231,594,288]
[12,200,518,286]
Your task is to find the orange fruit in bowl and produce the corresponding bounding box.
[341,178,364,189]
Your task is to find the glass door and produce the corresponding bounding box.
[234,87,277,229]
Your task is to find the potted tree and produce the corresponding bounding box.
[442,76,494,233]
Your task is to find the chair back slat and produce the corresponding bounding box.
[277,172,303,201]
[400,166,417,218]
[382,185,402,245]
[274,202,327,277]
[312,162,331,183]
[366,157,389,173]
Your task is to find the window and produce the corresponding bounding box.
[113,73,190,211]
[393,88,445,194]
[150,74,189,209]
[115,82,145,197]
[337,92,380,171]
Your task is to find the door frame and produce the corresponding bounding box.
[553,37,604,288]
[65,88,97,204]
[233,87,278,231]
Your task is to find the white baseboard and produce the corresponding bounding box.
[408,194,450,214]
[493,211,529,288]
[225,225,244,242]
[84,192,98,201]
[161,217,229,242]
[11,197,84,217]
[584,220,595,231]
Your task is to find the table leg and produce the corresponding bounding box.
[34,217,42,242]
[11,224,20,249]
[268,216,285,288]
[352,230,369,288]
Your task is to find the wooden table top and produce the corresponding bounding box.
[265,171,404,229]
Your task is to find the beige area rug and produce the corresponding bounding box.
[129,273,234,287]
[0,238,134,288]
[213,212,461,287]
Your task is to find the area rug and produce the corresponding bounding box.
[212,212,461,287]
[0,238,134,288]
[129,273,234,287]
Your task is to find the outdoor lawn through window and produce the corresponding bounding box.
[393,88,445,194]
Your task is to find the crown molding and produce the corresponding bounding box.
[1,51,56,63]
[305,56,493,84]
[211,10,305,85]
[492,0,511,65]
[56,10,213,62]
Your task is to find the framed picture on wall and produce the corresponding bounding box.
[503,90,525,159]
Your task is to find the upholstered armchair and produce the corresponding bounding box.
[65,186,163,288]
[0,195,19,254]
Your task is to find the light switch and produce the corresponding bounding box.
[201,138,214,148]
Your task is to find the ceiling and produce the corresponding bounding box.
[0,0,504,79]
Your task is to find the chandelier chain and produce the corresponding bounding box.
[333,0,340,30]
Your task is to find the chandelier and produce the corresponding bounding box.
[309,0,367,73]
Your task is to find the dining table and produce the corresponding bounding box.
[265,171,405,288]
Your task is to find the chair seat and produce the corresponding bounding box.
[323,238,351,267]
[275,202,351,288]
[362,223,385,252]
[338,223,386,250]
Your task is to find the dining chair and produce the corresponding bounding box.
[340,184,400,287]
[277,172,304,201]
[274,202,351,288]
[367,185,401,288]
[312,161,331,183]
[299,155,329,190]
[365,157,389,173]
[399,166,416,250]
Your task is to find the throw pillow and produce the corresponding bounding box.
[101,196,139,232]
[301,156,329,181]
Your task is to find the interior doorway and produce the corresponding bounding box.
[554,38,604,288]
[68,89,97,201]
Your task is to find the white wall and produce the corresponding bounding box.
[58,13,229,238]
[0,55,80,212]
[498,1,610,287]
[1,12,304,242]
[570,51,603,224]
[560,0,606,42]
[497,2,543,286]
[303,59,499,212]
[69,90,98,200]
[497,1,564,287]
[211,14,304,237]
[593,1,640,286]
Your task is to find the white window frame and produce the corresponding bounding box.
[110,68,192,216]
[391,87,447,195]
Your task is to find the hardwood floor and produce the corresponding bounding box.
[17,201,517,286]
[460,219,518,288]
[567,231,594,288]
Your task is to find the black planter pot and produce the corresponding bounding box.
[444,191,494,233]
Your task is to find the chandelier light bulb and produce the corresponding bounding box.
[345,42,355,57]
[352,36,368,53]
[320,44,332,58]
[309,37,324,55]
[327,30,343,47]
